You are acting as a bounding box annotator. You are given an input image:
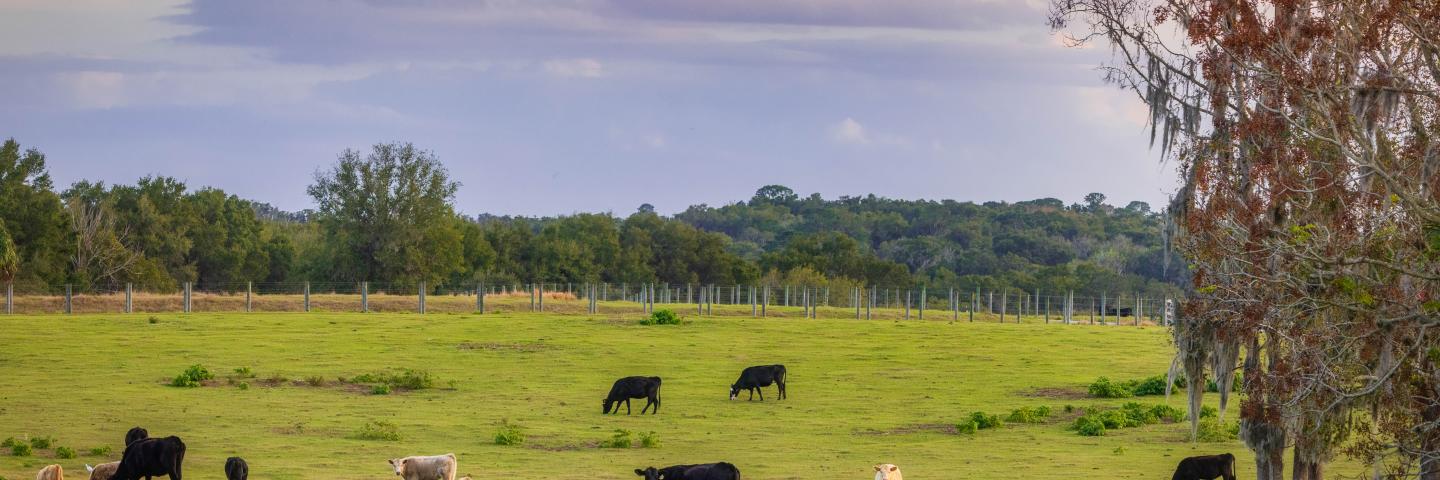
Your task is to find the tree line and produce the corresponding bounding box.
[0,138,1183,299]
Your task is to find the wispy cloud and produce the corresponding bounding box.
[543,58,605,78]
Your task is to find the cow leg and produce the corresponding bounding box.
[758,387,764,401]
[748,388,754,401]
[626,398,632,415]
[780,381,786,399]
[641,398,651,414]
[653,393,659,414]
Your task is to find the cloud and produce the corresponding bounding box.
[543,58,605,77]
[830,117,912,148]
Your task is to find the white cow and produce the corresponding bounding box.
[36,464,64,480]
[85,462,119,480]
[388,453,458,480]
[874,463,903,480]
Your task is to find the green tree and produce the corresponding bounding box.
[0,139,71,284]
[307,142,463,283]
[0,222,18,283]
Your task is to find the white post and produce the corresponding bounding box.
[125,283,134,314]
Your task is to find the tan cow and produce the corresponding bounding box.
[873,464,903,480]
[387,453,458,480]
[86,462,119,480]
[36,464,63,480]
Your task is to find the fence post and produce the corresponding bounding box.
[126,283,134,314]
[762,285,769,317]
[361,282,369,313]
[182,282,191,313]
[1045,296,1051,323]
[904,290,911,320]
[919,286,926,320]
[477,283,485,314]
[418,281,427,314]
[698,287,704,315]
[750,286,757,317]
[64,284,72,314]
[1101,292,1107,325]
[244,282,251,313]
[1136,295,1142,326]
[868,287,875,320]
[538,283,545,312]
[1000,291,1006,322]
[970,290,976,322]
[304,281,311,313]
[4,282,10,314]
[950,288,957,323]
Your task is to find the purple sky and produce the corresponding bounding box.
[0,0,1177,216]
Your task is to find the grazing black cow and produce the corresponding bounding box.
[224,457,248,480]
[110,436,185,480]
[634,463,740,480]
[125,427,149,446]
[604,376,662,415]
[729,364,786,401]
[1172,453,1236,480]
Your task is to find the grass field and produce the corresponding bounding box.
[0,308,1304,479]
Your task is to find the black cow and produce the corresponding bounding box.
[1172,453,1236,480]
[125,427,149,446]
[635,463,740,480]
[224,457,248,480]
[604,376,662,415]
[110,436,185,480]
[729,364,786,401]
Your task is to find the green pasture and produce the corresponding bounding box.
[0,309,1278,479]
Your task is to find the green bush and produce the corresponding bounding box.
[638,431,660,449]
[28,436,52,449]
[493,420,524,446]
[370,384,392,395]
[170,364,214,387]
[600,429,633,448]
[954,420,978,435]
[353,369,435,391]
[1199,405,1218,419]
[233,367,255,378]
[1129,375,1175,396]
[1073,416,1106,436]
[639,309,681,326]
[88,446,111,456]
[1005,406,1052,424]
[237,381,250,391]
[1087,377,1134,398]
[968,411,1003,430]
[1195,418,1240,442]
[9,442,31,456]
[0,437,16,449]
[56,446,75,459]
[353,420,401,441]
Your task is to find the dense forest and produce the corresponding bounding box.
[0,139,1185,298]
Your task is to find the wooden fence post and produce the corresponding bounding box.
[477,283,485,314]
[126,283,134,314]
[361,282,369,313]
[904,290,911,320]
[919,286,926,320]
[244,282,251,313]
[64,284,72,314]
[418,281,427,314]
[304,281,311,312]
[4,282,10,314]
[183,282,192,313]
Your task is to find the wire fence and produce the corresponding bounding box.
[0,281,1178,325]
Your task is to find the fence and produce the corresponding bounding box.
[0,281,1178,325]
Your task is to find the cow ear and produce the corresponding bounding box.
[889,466,898,472]
[634,469,646,476]
[874,465,882,472]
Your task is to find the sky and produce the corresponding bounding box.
[0,0,1177,216]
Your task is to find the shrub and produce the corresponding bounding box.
[493,420,524,446]
[1063,404,1076,413]
[148,316,159,324]
[353,421,401,441]
[954,420,978,435]
[353,369,435,391]
[88,446,111,456]
[1195,418,1240,442]
[1087,377,1133,398]
[29,436,53,449]
[969,411,1003,430]
[56,446,75,459]
[1129,375,1174,396]
[600,429,633,448]
[1073,416,1106,436]
[370,384,392,395]
[638,431,660,449]
[640,309,681,326]
[0,437,16,448]
[237,382,250,390]
[1006,406,1052,424]
[233,367,255,378]
[305,375,326,387]
[1199,405,1218,419]
[170,364,214,387]
[9,442,31,456]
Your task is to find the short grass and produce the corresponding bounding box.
[0,310,1330,479]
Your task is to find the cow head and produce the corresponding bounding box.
[387,458,408,476]
[603,398,615,414]
[729,384,740,400]
[633,467,660,480]
[874,464,902,480]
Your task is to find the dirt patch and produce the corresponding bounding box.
[457,341,552,352]
[855,423,959,436]
[1017,387,1089,399]
[526,440,602,451]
